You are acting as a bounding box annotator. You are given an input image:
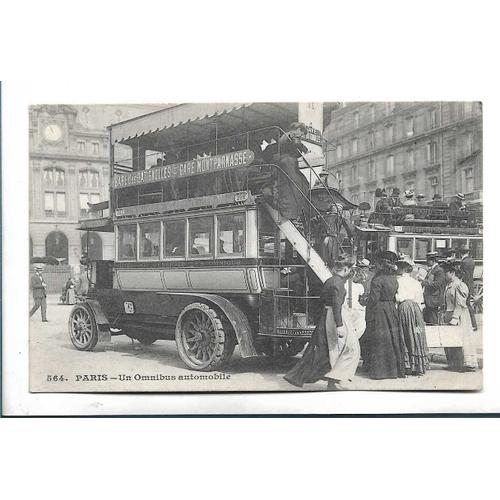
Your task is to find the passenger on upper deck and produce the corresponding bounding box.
[431,193,448,208]
[374,188,390,212]
[389,188,403,208]
[416,193,426,205]
[449,192,467,211]
[403,190,416,206]
[263,122,310,222]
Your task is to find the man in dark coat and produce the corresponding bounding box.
[459,247,478,330]
[30,264,48,321]
[431,193,448,208]
[389,187,403,208]
[422,252,446,324]
[449,192,466,211]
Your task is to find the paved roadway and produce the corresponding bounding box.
[29,295,483,393]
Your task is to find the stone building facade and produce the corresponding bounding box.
[29,104,164,272]
[323,102,483,210]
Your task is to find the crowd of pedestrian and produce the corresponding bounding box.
[285,245,479,390]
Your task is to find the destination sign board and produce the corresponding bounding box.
[113,149,255,188]
[303,126,323,146]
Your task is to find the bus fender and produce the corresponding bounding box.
[167,293,258,358]
[85,299,112,345]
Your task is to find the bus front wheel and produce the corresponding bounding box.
[175,302,235,371]
[68,303,99,351]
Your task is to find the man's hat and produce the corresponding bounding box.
[456,192,465,200]
[432,194,442,200]
[404,189,414,198]
[416,193,425,199]
[33,263,45,270]
[458,246,470,253]
[375,188,383,198]
[392,188,400,196]
[356,258,371,268]
[426,251,439,259]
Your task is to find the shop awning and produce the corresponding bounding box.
[77,217,114,232]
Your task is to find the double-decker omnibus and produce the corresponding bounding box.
[354,204,483,311]
[70,103,356,371]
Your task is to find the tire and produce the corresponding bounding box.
[260,338,307,359]
[68,303,99,351]
[175,302,236,371]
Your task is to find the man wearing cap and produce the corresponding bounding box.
[422,252,446,324]
[459,247,477,330]
[374,188,390,213]
[30,264,48,322]
[449,192,466,211]
[389,187,403,208]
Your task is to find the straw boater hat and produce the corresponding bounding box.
[33,263,45,271]
[456,192,465,200]
[356,258,371,268]
[416,193,425,199]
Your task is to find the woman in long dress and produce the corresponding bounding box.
[284,256,360,390]
[441,262,479,372]
[363,251,406,380]
[395,259,429,375]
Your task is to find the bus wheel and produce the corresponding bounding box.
[260,338,307,359]
[68,304,99,351]
[175,302,235,371]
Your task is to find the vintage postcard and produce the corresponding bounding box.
[28,102,483,392]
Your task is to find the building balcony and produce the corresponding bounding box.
[423,162,441,173]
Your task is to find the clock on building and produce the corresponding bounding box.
[43,123,63,143]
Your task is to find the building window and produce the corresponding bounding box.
[77,140,86,153]
[79,192,100,218]
[336,144,343,161]
[189,216,213,257]
[351,138,358,155]
[337,119,343,135]
[385,124,394,143]
[427,141,438,164]
[463,167,474,194]
[353,111,360,128]
[406,149,415,170]
[429,108,437,129]
[351,193,359,205]
[368,130,375,149]
[351,164,358,184]
[370,104,376,121]
[79,169,99,188]
[44,191,66,217]
[217,213,245,256]
[368,159,375,179]
[335,170,343,188]
[405,117,414,137]
[164,219,186,258]
[43,167,65,187]
[139,221,161,259]
[385,102,395,115]
[464,132,473,156]
[118,224,137,260]
[45,231,68,264]
[92,142,100,155]
[429,176,439,197]
[386,155,395,176]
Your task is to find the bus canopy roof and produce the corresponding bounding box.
[109,102,338,149]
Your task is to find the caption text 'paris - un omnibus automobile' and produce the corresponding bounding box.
[70,103,358,371]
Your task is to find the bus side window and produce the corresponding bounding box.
[396,237,414,258]
[469,239,483,260]
[117,224,137,260]
[164,220,186,258]
[189,217,213,258]
[415,238,431,260]
[217,213,245,257]
[139,221,160,259]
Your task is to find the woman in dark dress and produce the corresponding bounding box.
[284,256,359,390]
[363,251,406,380]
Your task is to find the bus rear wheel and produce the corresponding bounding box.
[175,302,235,371]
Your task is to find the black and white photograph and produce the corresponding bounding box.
[28,101,483,392]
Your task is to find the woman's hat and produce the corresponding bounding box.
[426,251,439,259]
[356,258,371,268]
[404,189,414,198]
[378,250,398,263]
